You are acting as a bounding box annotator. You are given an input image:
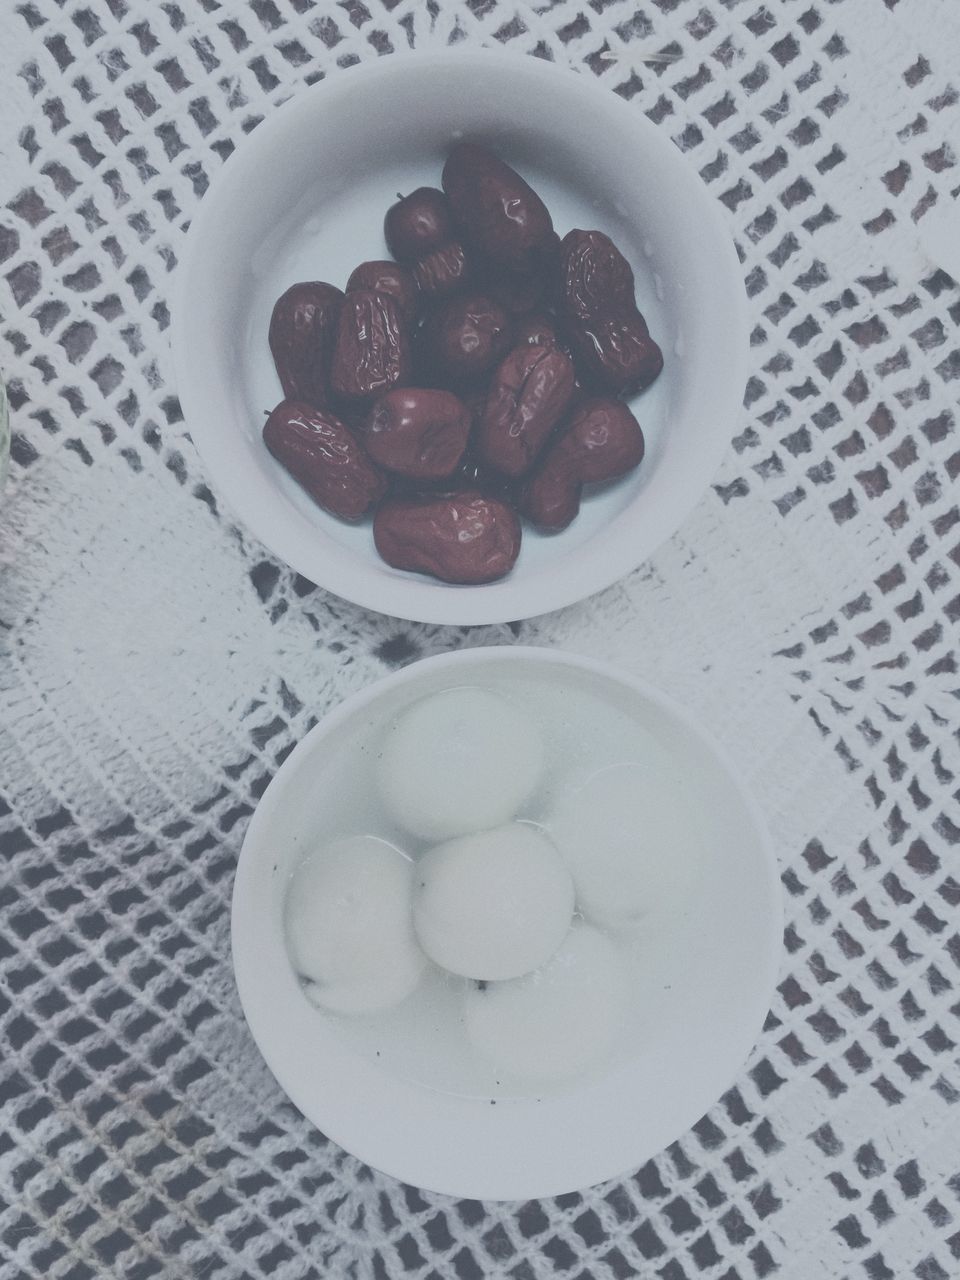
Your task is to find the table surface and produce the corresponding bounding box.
[2,1,960,1278]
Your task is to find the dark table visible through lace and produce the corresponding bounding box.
[2,1,960,1278]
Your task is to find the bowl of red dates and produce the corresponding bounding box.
[173,51,747,624]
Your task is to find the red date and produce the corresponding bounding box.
[330,289,412,403]
[558,229,663,394]
[478,342,576,478]
[268,281,343,407]
[419,292,513,383]
[374,490,521,584]
[346,261,419,322]
[264,399,386,520]
[411,240,472,300]
[364,387,470,480]
[508,313,587,404]
[385,188,454,262]
[442,143,556,272]
[520,398,645,531]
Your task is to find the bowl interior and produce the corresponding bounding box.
[176,52,745,624]
[232,648,781,1199]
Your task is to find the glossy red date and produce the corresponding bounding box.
[520,397,645,530]
[442,142,556,272]
[374,490,521,584]
[364,387,470,480]
[385,188,454,262]
[264,399,386,520]
[478,342,576,478]
[268,281,343,407]
[330,289,412,403]
[558,229,663,395]
[419,292,513,383]
[346,261,419,322]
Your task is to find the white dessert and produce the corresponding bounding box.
[279,675,714,1098]
[285,834,425,1014]
[376,687,544,841]
[413,823,574,980]
[463,923,628,1080]
[547,761,697,929]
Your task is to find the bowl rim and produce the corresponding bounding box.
[172,48,749,625]
[231,646,783,1199]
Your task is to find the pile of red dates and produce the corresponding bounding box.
[265,143,663,586]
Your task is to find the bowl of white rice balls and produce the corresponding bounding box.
[231,647,781,1199]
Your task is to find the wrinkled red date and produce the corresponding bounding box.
[411,240,472,300]
[385,188,454,262]
[263,399,386,520]
[510,313,585,408]
[478,342,576,478]
[520,398,645,531]
[346,261,419,322]
[558,229,663,394]
[374,490,521,584]
[420,292,513,383]
[364,388,470,480]
[330,289,412,403]
[442,143,556,272]
[268,281,343,407]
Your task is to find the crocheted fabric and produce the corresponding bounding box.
[2,1,960,1277]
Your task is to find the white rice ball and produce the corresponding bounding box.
[285,835,425,1014]
[547,761,699,929]
[413,823,574,980]
[464,924,628,1080]
[377,688,544,841]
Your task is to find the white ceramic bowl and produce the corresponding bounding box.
[172,51,747,625]
[232,648,781,1199]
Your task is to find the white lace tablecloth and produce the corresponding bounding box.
[2,1,960,1277]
